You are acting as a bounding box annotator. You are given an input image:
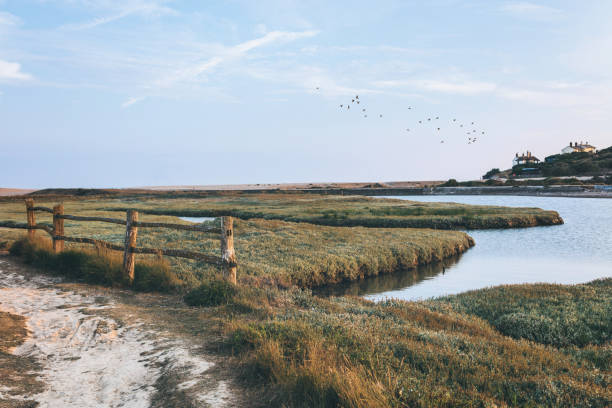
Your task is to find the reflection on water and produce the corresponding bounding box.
[314,255,463,297]
[179,216,216,223]
[321,196,612,302]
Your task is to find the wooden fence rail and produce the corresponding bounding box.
[1,199,237,285]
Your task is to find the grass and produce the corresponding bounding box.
[434,280,612,348]
[213,279,611,407]
[0,196,477,288]
[95,193,563,230]
[9,236,180,292]
[0,194,607,407]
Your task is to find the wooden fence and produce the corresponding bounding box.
[0,199,237,284]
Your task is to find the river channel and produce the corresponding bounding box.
[318,195,612,301]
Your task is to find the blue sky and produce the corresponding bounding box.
[1,0,611,188]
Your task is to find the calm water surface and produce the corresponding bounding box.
[321,196,612,301]
[179,216,216,223]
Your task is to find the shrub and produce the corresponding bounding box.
[134,259,179,292]
[184,279,237,306]
[482,168,500,179]
[440,179,459,187]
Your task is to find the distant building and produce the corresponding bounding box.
[513,151,540,167]
[561,141,596,154]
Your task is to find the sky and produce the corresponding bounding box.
[1,0,611,188]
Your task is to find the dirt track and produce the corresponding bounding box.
[0,258,239,408]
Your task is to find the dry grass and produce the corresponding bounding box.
[0,311,43,408]
[0,198,475,288]
[220,279,611,407]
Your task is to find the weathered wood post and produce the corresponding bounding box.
[220,216,237,285]
[25,198,35,239]
[122,210,138,285]
[52,204,64,253]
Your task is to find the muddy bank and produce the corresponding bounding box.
[0,258,237,408]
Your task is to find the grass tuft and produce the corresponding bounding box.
[184,279,237,306]
[9,236,180,292]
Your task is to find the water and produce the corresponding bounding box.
[320,196,612,301]
[179,217,216,223]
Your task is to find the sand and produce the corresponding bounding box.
[0,260,234,407]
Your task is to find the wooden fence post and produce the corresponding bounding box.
[221,216,237,284]
[122,210,138,285]
[25,198,35,239]
[53,204,64,253]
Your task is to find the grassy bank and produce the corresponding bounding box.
[0,194,495,288]
[9,237,179,292]
[205,279,611,407]
[5,219,474,288]
[96,193,563,229]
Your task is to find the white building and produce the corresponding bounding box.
[561,141,596,154]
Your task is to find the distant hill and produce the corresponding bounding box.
[484,145,612,179]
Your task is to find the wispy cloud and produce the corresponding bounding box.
[501,2,563,20]
[0,11,21,26]
[0,59,32,81]
[59,0,178,30]
[152,30,319,89]
[121,96,145,108]
[374,79,497,95]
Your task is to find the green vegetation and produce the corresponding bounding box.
[184,280,237,306]
[4,219,474,288]
[1,194,607,407]
[209,279,611,407]
[0,193,559,288]
[483,145,612,179]
[436,280,612,348]
[96,193,563,229]
[482,167,501,179]
[9,236,179,292]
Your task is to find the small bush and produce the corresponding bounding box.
[440,178,459,187]
[184,280,237,306]
[134,260,180,292]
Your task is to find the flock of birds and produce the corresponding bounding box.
[315,87,486,145]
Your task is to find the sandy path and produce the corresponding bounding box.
[0,259,234,408]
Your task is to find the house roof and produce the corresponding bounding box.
[515,155,540,161]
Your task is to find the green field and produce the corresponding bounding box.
[1,196,477,287]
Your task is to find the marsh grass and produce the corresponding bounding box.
[0,198,476,287]
[95,193,563,229]
[435,280,612,348]
[9,236,180,292]
[218,280,611,407]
